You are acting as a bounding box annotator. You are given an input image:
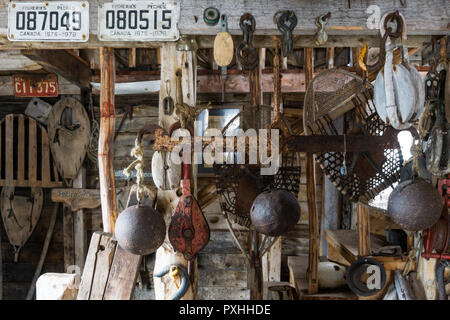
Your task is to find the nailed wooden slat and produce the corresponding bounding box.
[0,114,64,187]
[5,115,13,183]
[41,128,51,184]
[103,245,141,300]
[17,115,25,181]
[28,119,37,183]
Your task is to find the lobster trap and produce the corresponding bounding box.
[213,105,302,228]
[303,69,403,203]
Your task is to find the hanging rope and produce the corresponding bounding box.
[123,138,152,202]
[86,91,100,164]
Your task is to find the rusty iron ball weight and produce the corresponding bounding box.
[387,178,443,231]
[114,204,166,256]
[250,189,301,236]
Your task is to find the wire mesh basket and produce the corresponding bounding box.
[213,105,302,227]
[303,69,403,203]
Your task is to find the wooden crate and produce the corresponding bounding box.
[0,114,64,188]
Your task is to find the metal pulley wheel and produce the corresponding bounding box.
[151,151,181,190]
[250,189,300,236]
[347,257,386,297]
[114,203,166,256]
[388,178,443,231]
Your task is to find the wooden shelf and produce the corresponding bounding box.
[325,229,411,271]
[287,255,357,300]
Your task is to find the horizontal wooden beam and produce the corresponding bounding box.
[286,135,397,152]
[0,0,448,50]
[21,49,91,88]
[91,69,308,93]
[0,34,434,50]
[153,129,398,153]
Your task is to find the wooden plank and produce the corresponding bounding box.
[76,232,117,300]
[287,255,309,296]
[5,115,13,183]
[103,245,141,300]
[26,204,59,300]
[89,235,116,300]
[17,115,24,181]
[21,50,91,88]
[63,205,75,272]
[357,203,371,257]
[0,35,434,51]
[73,168,87,272]
[41,126,50,185]
[0,1,447,52]
[98,47,117,234]
[248,48,264,301]
[51,188,101,211]
[305,47,319,295]
[77,231,102,300]
[28,119,37,184]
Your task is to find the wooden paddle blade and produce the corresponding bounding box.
[168,193,210,260]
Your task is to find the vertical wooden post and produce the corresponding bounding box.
[153,42,198,300]
[63,204,75,272]
[128,48,136,68]
[357,204,370,257]
[305,47,319,294]
[73,167,87,272]
[247,48,264,300]
[98,47,117,233]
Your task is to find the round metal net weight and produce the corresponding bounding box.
[213,105,302,228]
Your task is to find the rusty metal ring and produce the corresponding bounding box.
[236,42,259,70]
[277,11,297,33]
[239,13,256,33]
[383,11,403,39]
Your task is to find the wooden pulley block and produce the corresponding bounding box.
[151,151,181,191]
[47,97,90,184]
[1,186,43,262]
[169,163,210,261]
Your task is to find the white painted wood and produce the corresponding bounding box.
[36,273,78,300]
[0,50,41,70]
[153,42,198,300]
[418,254,438,300]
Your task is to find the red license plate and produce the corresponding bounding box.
[13,74,58,97]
